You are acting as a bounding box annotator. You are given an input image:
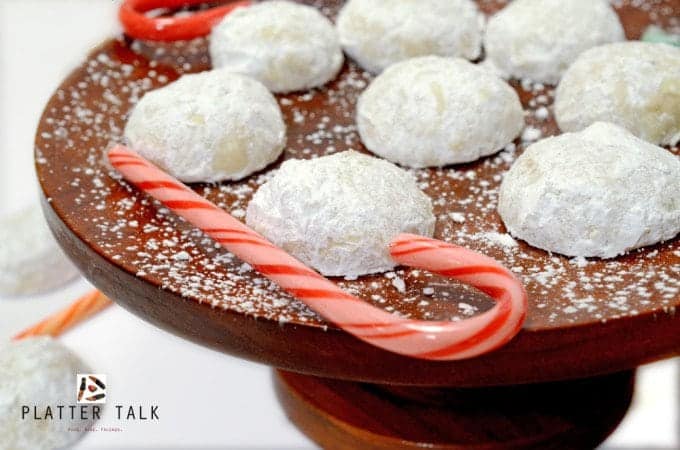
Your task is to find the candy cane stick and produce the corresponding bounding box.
[13,290,112,340]
[119,0,251,42]
[109,145,527,360]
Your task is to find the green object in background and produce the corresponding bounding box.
[641,25,680,47]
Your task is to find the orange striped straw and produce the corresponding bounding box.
[13,290,112,340]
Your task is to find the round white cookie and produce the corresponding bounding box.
[125,70,286,183]
[555,42,680,146]
[336,0,482,74]
[357,56,524,168]
[0,205,79,296]
[210,1,344,93]
[498,122,680,258]
[246,151,435,277]
[0,337,92,449]
[484,0,624,84]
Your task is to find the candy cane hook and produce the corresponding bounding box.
[119,0,251,42]
[108,145,527,360]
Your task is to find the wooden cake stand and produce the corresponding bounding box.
[36,1,679,448]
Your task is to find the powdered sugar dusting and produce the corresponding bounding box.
[35,0,679,331]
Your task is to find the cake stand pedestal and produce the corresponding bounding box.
[274,369,635,449]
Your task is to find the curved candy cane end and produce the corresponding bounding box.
[119,0,252,42]
[388,233,529,360]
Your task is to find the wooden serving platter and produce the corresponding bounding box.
[36,0,680,386]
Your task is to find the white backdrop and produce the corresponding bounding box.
[0,1,676,448]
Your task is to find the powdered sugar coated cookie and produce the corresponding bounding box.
[337,0,482,74]
[246,151,435,277]
[357,56,524,168]
[555,42,680,146]
[210,1,343,93]
[124,70,286,183]
[0,205,79,296]
[484,0,624,84]
[499,122,680,258]
[0,337,92,449]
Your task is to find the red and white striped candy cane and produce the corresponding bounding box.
[108,145,527,360]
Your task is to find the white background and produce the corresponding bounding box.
[0,1,677,448]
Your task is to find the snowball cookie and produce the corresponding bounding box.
[210,1,343,93]
[484,0,624,84]
[357,56,524,168]
[555,42,680,146]
[246,151,435,277]
[0,205,79,296]
[125,70,286,183]
[336,0,482,74]
[0,337,92,449]
[498,122,680,259]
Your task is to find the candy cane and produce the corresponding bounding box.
[108,145,527,360]
[119,0,251,42]
[13,290,112,340]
